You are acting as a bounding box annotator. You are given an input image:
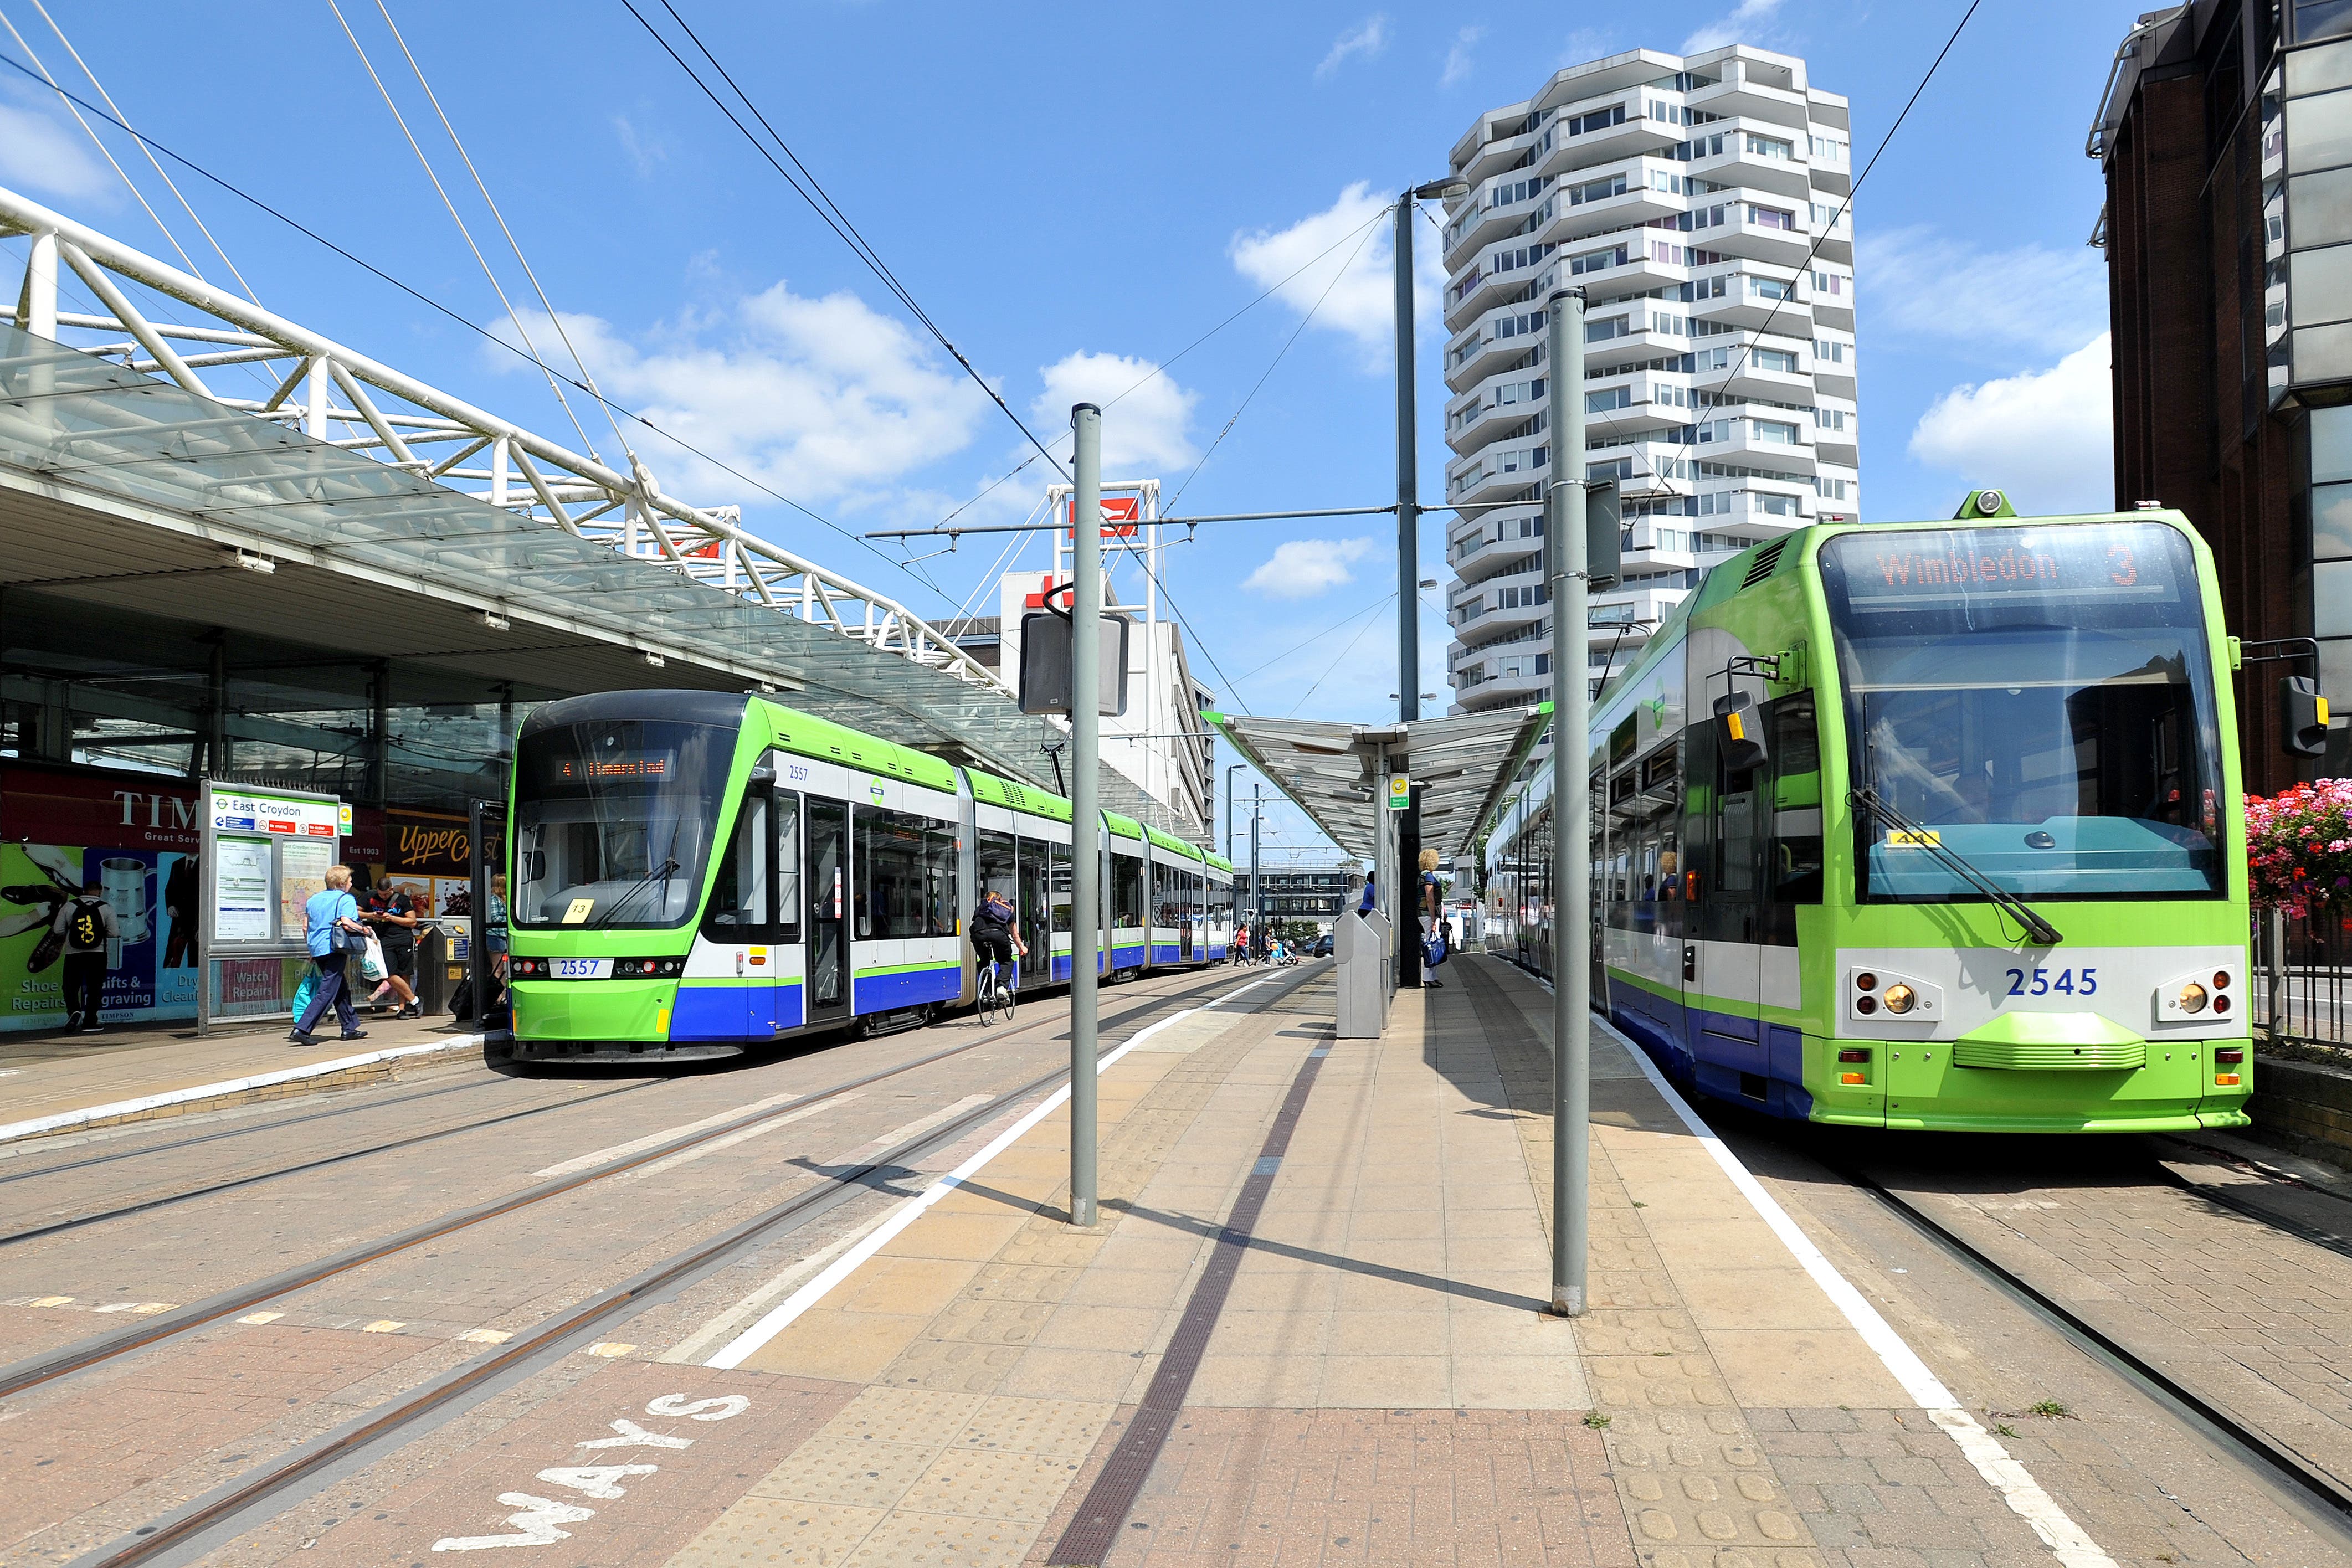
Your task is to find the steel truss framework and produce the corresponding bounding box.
[0,184,999,693]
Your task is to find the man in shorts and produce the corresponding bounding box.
[364,879,424,1020]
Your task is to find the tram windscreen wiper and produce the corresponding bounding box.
[587,856,680,927]
[1848,786,2064,948]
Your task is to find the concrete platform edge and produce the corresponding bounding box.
[0,1032,489,1147]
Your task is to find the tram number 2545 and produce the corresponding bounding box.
[2004,966,2098,998]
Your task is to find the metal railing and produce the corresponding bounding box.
[2253,907,2352,1049]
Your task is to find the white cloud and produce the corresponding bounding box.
[1683,0,1785,53]
[0,101,110,202]
[1440,25,1485,89]
[1863,226,2108,356]
[1907,335,2114,514]
[485,284,988,508]
[1317,15,1389,80]
[1558,28,1619,66]
[613,115,666,178]
[1244,537,1378,599]
[1030,351,1198,474]
[1229,182,1444,363]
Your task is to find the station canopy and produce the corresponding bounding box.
[0,326,1177,827]
[1204,705,1550,863]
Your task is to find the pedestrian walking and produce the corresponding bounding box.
[53,873,117,1034]
[290,865,370,1047]
[365,879,425,1019]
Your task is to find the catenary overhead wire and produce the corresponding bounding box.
[326,0,605,461]
[25,0,259,303]
[619,0,1070,484]
[1286,592,1395,718]
[0,49,956,607]
[923,202,1394,539]
[1569,0,1983,512]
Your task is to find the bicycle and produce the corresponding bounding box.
[977,952,1016,1027]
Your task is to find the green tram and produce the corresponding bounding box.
[504,691,1236,1061]
[1483,503,2258,1132]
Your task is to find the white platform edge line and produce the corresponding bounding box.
[1590,1009,2119,1568]
[0,1034,487,1145]
[704,1005,1206,1370]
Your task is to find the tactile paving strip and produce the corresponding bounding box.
[1039,1038,1336,1565]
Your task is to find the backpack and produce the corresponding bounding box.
[68,898,104,951]
[974,893,1013,931]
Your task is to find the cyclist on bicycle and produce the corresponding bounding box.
[972,887,1023,991]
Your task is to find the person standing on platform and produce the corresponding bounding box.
[1417,848,1446,989]
[366,880,424,1019]
[291,865,369,1046]
[54,873,117,1034]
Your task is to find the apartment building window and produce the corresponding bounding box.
[1572,244,1630,276]
[1807,135,1848,160]
[1566,104,1626,136]
[1567,172,1629,205]
[1812,338,1847,364]
[1815,476,1851,500]
[1673,132,1727,161]
[1488,175,1550,209]
[1809,269,1846,296]
[1814,407,1850,433]
[1745,133,1795,160]
[1586,316,1630,343]
[1586,387,1632,414]
[1748,205,1796,231]
[1754,492,1798,517]
[1754,347,1800,373]
[1694,346,1732,372]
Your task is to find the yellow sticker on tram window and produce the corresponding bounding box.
[562,897,595,924]
[1885,830,1941,848]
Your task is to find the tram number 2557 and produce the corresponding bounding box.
[2004,966,2097,998]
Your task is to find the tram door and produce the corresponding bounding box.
[1691,714,1765,1082]
[1017,838,1051,988]
[805,798,851,1024]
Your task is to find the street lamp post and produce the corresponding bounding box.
[1395,176,1470,989]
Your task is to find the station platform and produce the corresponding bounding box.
[619,955,2057,1568]
[0,1009,487,1147]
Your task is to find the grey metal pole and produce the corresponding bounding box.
[1545,286,1590,1318]
[1249,786,1262,954]
[1394,191,1425,989]
[1069,402,1103,1229]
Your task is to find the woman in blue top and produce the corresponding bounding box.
[291,864,369,1046]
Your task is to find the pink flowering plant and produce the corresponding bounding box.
[2245,779,2352,916]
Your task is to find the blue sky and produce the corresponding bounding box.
[0,0,2138,863]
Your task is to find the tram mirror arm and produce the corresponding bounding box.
[1847,786,2063,948]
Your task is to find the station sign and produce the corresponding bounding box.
[207,786,343,839]
[1387,776,1412,811]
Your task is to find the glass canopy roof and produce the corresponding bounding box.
[0,325,1177,826]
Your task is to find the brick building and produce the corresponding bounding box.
[2094,1,2352,787]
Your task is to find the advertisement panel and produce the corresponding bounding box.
[0,766,204,1032]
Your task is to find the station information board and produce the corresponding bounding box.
[197,782,350,1034]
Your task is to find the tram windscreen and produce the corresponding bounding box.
[513,718,736,928]
[1819,521,2224,901]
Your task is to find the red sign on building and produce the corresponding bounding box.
[1063,495,1142,538]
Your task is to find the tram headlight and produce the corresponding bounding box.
[1881,983,1917,1015]
[2176,980,2208,1014]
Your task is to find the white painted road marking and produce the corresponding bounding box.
[705,1005,1209,1370]
[617,1097,852,1182]
[531,1088,808,1179]
[429,1395,746,1553]
[1598,1012,2118,1568]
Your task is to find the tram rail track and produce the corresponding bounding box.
[1820,1153,2352,1549]
[51,960,1317,1568]
[0,960,1267,1404]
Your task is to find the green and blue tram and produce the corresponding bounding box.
[505,690,1234,1061]
[1483,503,2256,1132]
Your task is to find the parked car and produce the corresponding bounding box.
[1307,934,1334,958]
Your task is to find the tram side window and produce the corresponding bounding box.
[1049,839,1075,933]
[705,791,774,939]
[1769,694,1824,917]
[703,789,802,943]
[1152,859,1177,927]
[978,830,1016,910]
[1115,852,1146,929]
[855,806,957,939]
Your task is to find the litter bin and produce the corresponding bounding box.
[414,924,458,1017]
[1334,908,1392,1040]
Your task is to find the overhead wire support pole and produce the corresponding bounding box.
[1392,191,1424,993]
[1069,402,1103,1230]
[1546,286,1591,1319]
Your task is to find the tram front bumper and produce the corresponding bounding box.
[509,979,744,1063]
[1845,1031,2254,1132]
